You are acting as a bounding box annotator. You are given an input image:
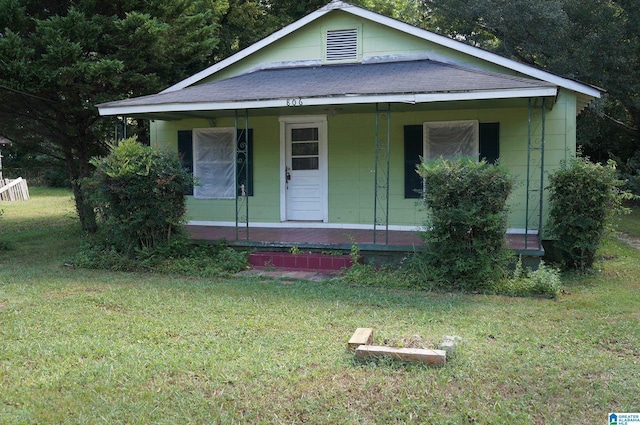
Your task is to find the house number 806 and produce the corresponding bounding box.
[286,98,303,107]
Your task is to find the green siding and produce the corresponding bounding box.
[150,89,577,231]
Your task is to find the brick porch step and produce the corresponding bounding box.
[249,251,354,272]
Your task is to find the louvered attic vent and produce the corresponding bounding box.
[325,29,358,62]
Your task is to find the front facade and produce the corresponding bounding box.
[98,1,602,251]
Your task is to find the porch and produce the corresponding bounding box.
[186,225,543,257]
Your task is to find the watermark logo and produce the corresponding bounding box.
[610,413,640,425]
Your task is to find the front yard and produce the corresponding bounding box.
[0,188,638,423]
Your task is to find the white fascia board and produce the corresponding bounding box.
[162,9,332,93]
[97,87,558,117]
[341,5,602,98]
[413,87,558,103]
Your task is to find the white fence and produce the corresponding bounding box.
[0,177,30,201]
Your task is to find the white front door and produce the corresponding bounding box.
[280,116,328,222]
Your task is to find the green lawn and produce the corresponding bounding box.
[616,204,640,236]
[1,188,639,424]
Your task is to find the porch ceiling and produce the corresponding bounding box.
[98,59,558,118]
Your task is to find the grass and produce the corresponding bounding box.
[615,204,640,235]
[1,188,639,424]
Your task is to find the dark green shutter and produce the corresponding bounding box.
[404,125,423,199]
[479,122,499,164]
[236,128,253,196]
[177,130,193,195]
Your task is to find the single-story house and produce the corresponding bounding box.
[97,0,603,256]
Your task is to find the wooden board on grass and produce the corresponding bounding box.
[355,345,446,366]
[348,328,373,350]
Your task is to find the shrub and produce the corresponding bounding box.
[547,157,632,270]
[492,258,561,298]
[84,137,194,254]
[415,157,514,291]
[71,238,248,276]
[155,244,249,277]
[341,263,411,288]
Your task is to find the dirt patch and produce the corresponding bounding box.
[619,233,640,249]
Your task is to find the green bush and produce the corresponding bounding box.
[155,245,249,277]
[415,157,514,291]
[71,238,248,276]
[492,258,561,298]
[547,157,632,270]
[84,137,194,254]
[341,263,412,288]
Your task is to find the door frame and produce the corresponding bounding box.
[279,115,328,222]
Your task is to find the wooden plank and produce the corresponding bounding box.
[355,345,446,366]
[348,327,373,350]
[20,179,29,200]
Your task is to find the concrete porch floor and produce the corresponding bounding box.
[186,225,543,256]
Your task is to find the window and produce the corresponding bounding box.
[404,121,499,198]
[193,128,235,199]
[291,127,319,170]
[178,128,254,198]
[423,120,479,160]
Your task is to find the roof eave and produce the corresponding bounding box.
[97,87,558,117]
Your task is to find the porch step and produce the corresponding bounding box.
[249,251,354,272]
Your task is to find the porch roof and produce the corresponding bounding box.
[97,59,558,117]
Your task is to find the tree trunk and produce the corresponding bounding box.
[71,178,97,233]
[64,140,98,233]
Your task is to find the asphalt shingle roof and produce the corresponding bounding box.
[99,59,557,108]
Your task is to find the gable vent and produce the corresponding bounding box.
[325,29,358,62]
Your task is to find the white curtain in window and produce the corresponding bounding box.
[193,128,235,199]
[423,121,479,160]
